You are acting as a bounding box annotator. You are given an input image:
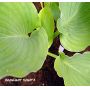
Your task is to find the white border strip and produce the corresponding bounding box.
[0,0,89,2]
[0,86,90,90]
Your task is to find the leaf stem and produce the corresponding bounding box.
[40,2,44,8]
[48,52,58,58]
[54,31,60,39]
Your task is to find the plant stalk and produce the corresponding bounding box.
[54,31,60,39]
[40,2,44,8]
[48,52,58,58]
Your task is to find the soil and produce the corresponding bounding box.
[0,2,90,86]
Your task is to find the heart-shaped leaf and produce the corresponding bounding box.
[54,52,90,86]
[39,7,54,47]
[57,2,90,52]
[44,2,60,21]
[0,3,48,78]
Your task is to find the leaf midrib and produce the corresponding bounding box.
[63,60,84,77]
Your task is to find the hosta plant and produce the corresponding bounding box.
[0,2,90,86]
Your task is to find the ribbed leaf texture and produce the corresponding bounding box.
[54,52,90,86]
[57,2,90,52]
[0,3,48,78]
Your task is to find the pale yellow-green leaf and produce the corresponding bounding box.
[54,52,90,86]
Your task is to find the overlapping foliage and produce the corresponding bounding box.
[0,2,90,86]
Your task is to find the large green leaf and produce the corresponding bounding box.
[57,2,90,52]
[54,52,90,86]
[39,7,54,47]
[0,3,48,78]
[44,2,60,21]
